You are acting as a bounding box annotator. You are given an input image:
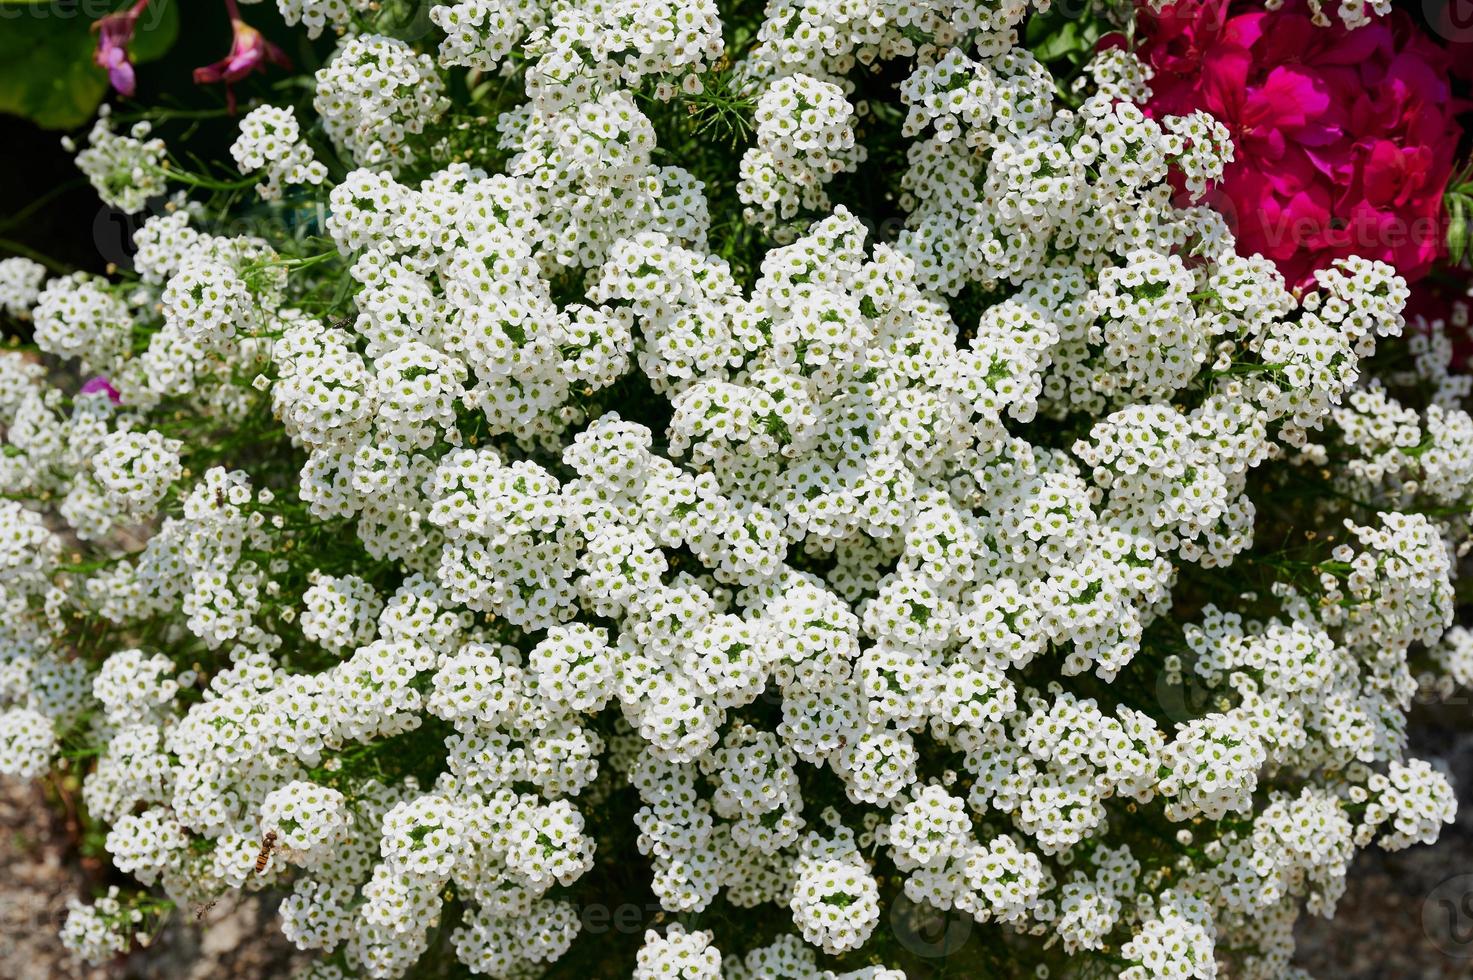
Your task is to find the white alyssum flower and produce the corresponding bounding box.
[0,257,47,317]
[232,105,328,200]
[314,35,448,174]
[68,107,167,214]
[92,430,183,515]
[3,7,1469,980]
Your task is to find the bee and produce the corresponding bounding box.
[253,830,278,875]
[193,898,219,921]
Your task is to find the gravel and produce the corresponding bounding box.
[1293,725,1473,978]
[0,778,302,980]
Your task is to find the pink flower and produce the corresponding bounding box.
[80,377,121,405]
[1133,0,1463,286]
[193,2,290,113]
[91,0,150,98]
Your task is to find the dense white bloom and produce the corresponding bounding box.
[740,74,865,233]
[1366,759,1457,851]
[314,35,448,174]
[93,648,181,723]
[92,430,183,515]
[635,925,722,980]
[32,274,131,371]
[260,780,353,867]
[0,707,59,778]
[276,0,374,38]
[301,573,383,652]
[68,107,167,214]
[60,888,136,965]
[790,828,881,954]
[232,105,328,200]
[4,5,1468,980]
[0,257,46,317]
[1120,891,1217,980]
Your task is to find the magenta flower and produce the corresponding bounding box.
[91,0,150,98]
[1132,0,1463,286]
[80,377,122,405]
[193,0,290,113]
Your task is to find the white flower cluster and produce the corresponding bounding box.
[0,257,46,317]
[231,105,329,200]
[277,0,374,39]
[58,886,138,964]
[6,2,1469,979]
[159,250,256,348]
[66,106,168,214]
[92,429,184,515]
[433,0,722,109]
[31,273,132,372]
[635,925,722,980]
[740,73,866,235]
[314,35,449,174]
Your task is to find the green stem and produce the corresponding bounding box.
[0,238,71,274]
[162,165,259,192]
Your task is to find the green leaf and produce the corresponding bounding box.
[132,0,178,65]
[1024,8,1106,68]
[0,0,178,130]
[1033,21,1083,62]
[0,13,104,130]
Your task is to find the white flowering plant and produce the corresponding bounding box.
[2,0,1471,978]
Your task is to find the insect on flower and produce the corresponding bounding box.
[253,830,278,875]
